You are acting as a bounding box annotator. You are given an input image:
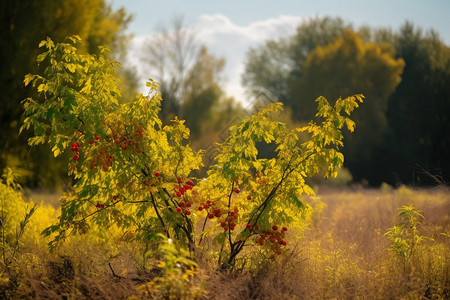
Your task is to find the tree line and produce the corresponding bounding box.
[0,2,448,188]
[243,17,450,186]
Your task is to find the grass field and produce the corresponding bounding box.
[1,185,449,299]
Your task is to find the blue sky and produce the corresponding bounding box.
[111,0,450,102]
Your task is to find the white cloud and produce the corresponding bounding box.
[126,14,303,102]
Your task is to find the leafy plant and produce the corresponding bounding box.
[0,169,37,284]
[133,234,205,299]
[385,205,425,259]
[21,36,362,270]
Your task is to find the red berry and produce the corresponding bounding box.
[272,225,278,231]
[215,212,221,218]
[230,222,236,228]
[115,138,120,144]
[282,227,288,232]
[235,189,240,193]
[212,202,216,206]
[220,221,226,227]
[246,224,252,229]
[95,135,100,140]
[77,142,81,147]
[71,142,77,148]
[88,140,94,145]
[198,206,203,211]
[75,147,79,152]
[206,200,211,205]
[177,176,183,183]
[123,136,128,141]
[208,213,214,219]
[176,207,182,213]
[183,209,190,215]
[187,180,195,186]
[179,201,185,207]
[176,191,182,197]
[180,188,185,195]
[230,211,235,216]
[96,203,101,208]
[155,172,160,177]
[136,149,142,153]
[247,195,251,200]
[204,204,209,209]
[224,226,229,231]
[101,204,105,209]
[187,203,191,208]
[254,225,260,231]
[73,154,79,160]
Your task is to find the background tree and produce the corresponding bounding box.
[242,17,450,185]
[289,30,405,182]
[142,18,243,153]
[0,0,132,188]
[142,17,199,123]
[379,23,450,185]
[242,17,352,105]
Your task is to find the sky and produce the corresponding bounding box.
[111,0,450,103]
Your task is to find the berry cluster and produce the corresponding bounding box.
[106,127,143,154]
[95,203,105,209]
[220,206,239,231]
[174,177,195,215]
[90,148,114,171]
[88,134,100,145]
[113,134,142,153]
[176,200,192,215]
[197,200,222,219]
[174,177,195,198]
[253,225,288,255]
[71,142,81,160]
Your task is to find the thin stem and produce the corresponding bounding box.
[150,193,169,238]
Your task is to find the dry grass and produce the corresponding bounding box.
[3,186,449,299]
[200,186,450,299]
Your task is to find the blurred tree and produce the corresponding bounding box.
[379,23,450,185]
[243,17,450,185]
[142,18,243,149]
[242,38,292,102]
[181,47,226,139]
[242,17,352,104]
[0,0,132,188]
[142,17,198,122]
[289,30,405,182]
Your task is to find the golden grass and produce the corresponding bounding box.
[1,186,449,299]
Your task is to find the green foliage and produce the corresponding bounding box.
[22,37,362,270]
[0,0,132,188]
